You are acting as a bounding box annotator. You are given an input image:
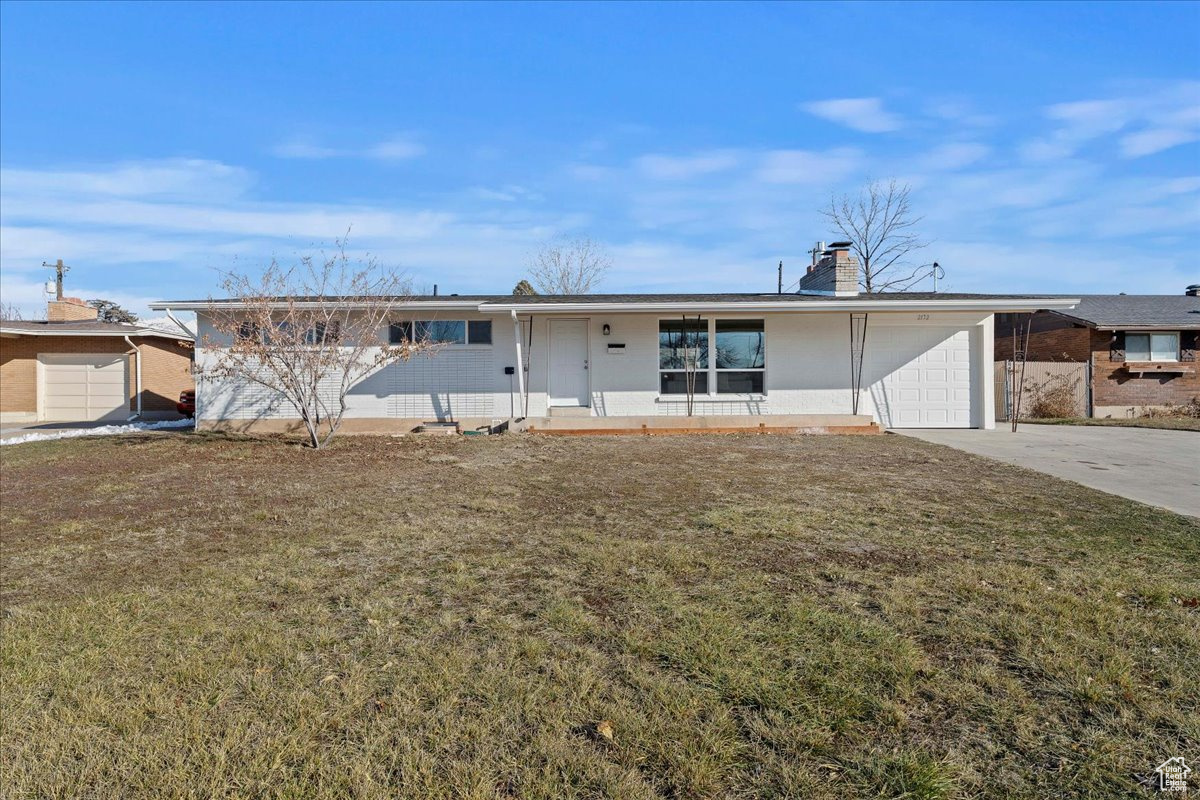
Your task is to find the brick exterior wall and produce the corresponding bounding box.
[1090,328,1200,413]
[0,334,193,415]
[994,312,1200,415]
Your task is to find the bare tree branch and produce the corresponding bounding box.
[822,180,935,293]
[527,237,610,295]
[200,240,432,449]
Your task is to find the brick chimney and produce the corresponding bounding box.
[47,297,99,322]
[797,241,860,296]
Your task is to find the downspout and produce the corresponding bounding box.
[511,310,526,420]
[123,335,143,421]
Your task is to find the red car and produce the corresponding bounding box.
[177,390,196,418]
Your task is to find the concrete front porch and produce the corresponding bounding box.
[524,413,880,435]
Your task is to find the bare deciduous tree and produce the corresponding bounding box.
[527,237,610,295]
[202,244,430,449]
[0,301,23,320]
[823,180,933,293]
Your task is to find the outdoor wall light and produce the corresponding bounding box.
[602,324,611,336]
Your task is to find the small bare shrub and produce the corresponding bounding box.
[1142,396,1200,419]
[1025,372,1082,419]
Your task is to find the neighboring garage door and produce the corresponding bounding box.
[868,327,975,428]
[40,353,129,422]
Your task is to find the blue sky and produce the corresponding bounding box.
[2,1,1198,317]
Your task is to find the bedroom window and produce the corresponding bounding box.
[1125,332,1178,362]
[388,320,492,346]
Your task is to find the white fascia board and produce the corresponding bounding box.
[148,300,483,312]
[0,327,193,341]
[479,299,1082,314]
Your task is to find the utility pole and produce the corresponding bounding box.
[777,261,783,294]
[42,259,69,299]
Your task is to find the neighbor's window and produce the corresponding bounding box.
[659,319,709,394]
[1125,332,1178,362]
[715,319,765,394]
[388,320,491,346]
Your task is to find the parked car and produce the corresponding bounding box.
[177,390,195,418]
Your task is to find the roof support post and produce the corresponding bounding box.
[123,335,143,420]
[511,310,526,420]
[849,313,868,416]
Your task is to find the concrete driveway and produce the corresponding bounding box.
[899,425,1200,518]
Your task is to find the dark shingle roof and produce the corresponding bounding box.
[1051,295,1200,328]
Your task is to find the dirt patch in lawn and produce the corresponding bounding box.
[2,432,1197,799]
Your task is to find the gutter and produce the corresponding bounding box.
[123,335,143,421]
[478,298,1084,314]
[149,297,1083,314]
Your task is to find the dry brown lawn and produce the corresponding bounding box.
[1,431,1197,799]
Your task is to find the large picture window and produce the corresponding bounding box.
[1125,332,1178,362]
[659,318,765,396]
[389,320,492,346]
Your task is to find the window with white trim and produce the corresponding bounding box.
[1126,332,1178,362]
[659,319,709,394]
[659,318,766,395]
[389,320,492,346]
[715,319,765,393]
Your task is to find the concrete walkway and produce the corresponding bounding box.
[899,425,1200,518]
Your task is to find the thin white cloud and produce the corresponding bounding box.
[1,159,252,200]
[801,98,903,133]
[635,150,741,180]
[1119,128,1200,158]
[1020,81,1200,161]
[755,148,863,185]
[271,140,344,159]
[271,134,426,161]
[917,142,990,171]
[366,136,426,161]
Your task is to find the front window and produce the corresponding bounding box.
[1126,332,1178,362]
[659,319,708,395]
[659,318,765,395]
[389,320,491,346]
[715,319,765,394]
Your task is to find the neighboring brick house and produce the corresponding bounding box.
[0,298,194,423]
[995,288,1200,418]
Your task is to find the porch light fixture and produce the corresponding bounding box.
[602,324,611,336]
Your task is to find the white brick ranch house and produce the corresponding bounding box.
[151,254,1078,434]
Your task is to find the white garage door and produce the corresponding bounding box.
[868,327,975,428]
[40,354,129,422]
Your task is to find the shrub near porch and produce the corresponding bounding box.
[1,433,1197,799]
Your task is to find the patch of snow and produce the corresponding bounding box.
[0,418,194,446]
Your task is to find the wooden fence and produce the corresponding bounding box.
[994,361,1091,421]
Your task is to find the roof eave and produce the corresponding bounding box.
[0,326,194,341]
[480,298,1082,313]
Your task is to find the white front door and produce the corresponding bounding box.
[39,353,129,421]
[548,319,589,407]
[868,327,975,428]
